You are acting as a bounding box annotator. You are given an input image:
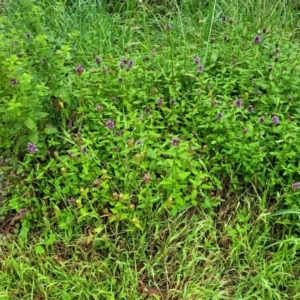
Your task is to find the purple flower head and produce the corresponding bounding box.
[128,60,134,69]
[28,142,38,154]
[194,57,200,64]
[142,173,151,183]
[95,57,102,64]
[10,78,19,86]
[171,137,180,146]
[166,24,172,30]
[157,98,163,107]
[248,105,254,112]
[259,116,265,124]
[145,106,151,114]
[67,151,74,157]
[19,208,27,215]
[217,112,223,119]
[253,35,261,44]
[96,104,103,111]
[235,99,243,107]
[68,198,76,205]
[221,16,226,22]
[272,116,279,125]
[292,182,300,190]
[81,147,88,153]
[75,65,84,74]
[197,65,204,72]
[106,120,115,129]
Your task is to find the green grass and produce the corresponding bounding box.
[1,0,300,298]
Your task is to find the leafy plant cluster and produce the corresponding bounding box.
[1,0,300,237]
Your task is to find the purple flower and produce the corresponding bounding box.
[248,105,254,112]
[259,116,265,124]
[194,57,200,64]
[128,60,134,68]
[68,198,76,205]
[197,65,204,72]
[253,35,261,44]
[67,151,74,157]
[75,65,84,74]
[235,99,243,107]
[81,147,88,153]
[19,208,27,215]
[171,138,179,146]
[95,57,102,64]
[217,112,223,119]
[106,120,115,129]
[292,182,300,190]
[145,107,151,114]
[166,24,172,30]
[142,173,151,183]
[272,116,279,125]
[221,16,226,22]
[28,142,38,154]
[10,78,19,86]
[157,98,163,107]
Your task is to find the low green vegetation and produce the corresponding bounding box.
[1,0,300,299]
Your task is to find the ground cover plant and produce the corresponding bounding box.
[1,0,300,299]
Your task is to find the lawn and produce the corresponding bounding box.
[1,0,300,299]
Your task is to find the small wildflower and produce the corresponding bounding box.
[194,57,200,64]
[68,198,76,205]
[171,137,180,146]
[166,24,172,30]
[75,65,84,74]
[19,208,27,215]
[259,116,265,124]
[128,60,134,68]
[248,105,254,112]
[81,147,88,153]
[67,151,74,157]
[253,35,261,44]
[10,78,19,86]
[135,140,142,145]
[28,142,38,154]
[106,120,115,129]
[235,99,243,107]
[95,57,102,64]
[221,15,226,22]
[96,104,103,111]
[272,116,279,125]
[292,182,300,190]
[120,61,125,69]
[197,65,204,72]
[145,106,151,114]
[157,98,163,107]
[142,173,151,183]
[217,112,223,119]
[121,57,128,64]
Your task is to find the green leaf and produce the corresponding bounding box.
[28,131,39,143]
[35,245,45,255]
[44,127,58,134]
[24,117,36,130]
